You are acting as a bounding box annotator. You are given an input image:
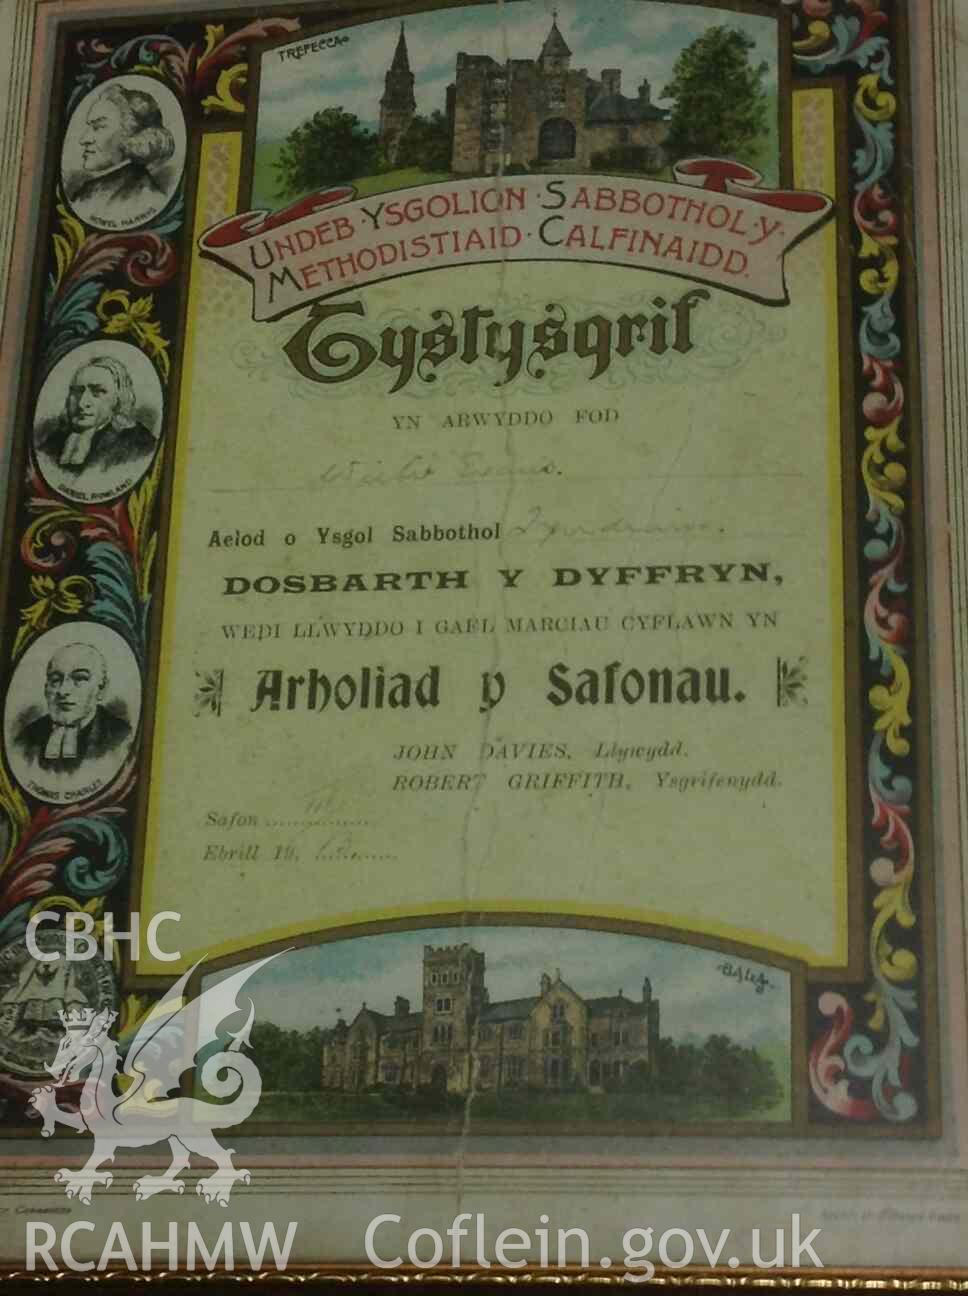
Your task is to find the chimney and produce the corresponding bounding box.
[395,995,410,1017]
[540,972,551,995]
[554,967,561,983]
[642,976,652,1004]
[638,77,652,106]
[602,68,621,96]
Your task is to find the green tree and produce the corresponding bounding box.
[699,1034,781,1115]
[655,1037,703,1093]
[395,111,453,173]
[249,1022,324,1090]
[653,1034,781,1115]
[274,107,378,198]
[662,26,769,162]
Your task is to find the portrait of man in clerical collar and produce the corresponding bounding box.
[40,355,156,475]
[4,624,142,805]
[14,643,131,775]
[61,74,185,232]
[33,340,162,504]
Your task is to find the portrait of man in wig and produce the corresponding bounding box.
[69,82,176,210]
[13,642,132,775]
[37,354,157,477]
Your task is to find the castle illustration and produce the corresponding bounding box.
[378,15,671,174]
[320,943,660,1094]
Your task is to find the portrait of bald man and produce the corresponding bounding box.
[37,354,157,478]
[13,643,132,774]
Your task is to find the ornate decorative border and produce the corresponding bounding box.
[778,0,925,1126]
[0,0,930,1138]
[0,12,300,1111]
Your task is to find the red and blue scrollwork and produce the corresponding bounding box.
[0,14,300,1106]
[779,0,922,1123]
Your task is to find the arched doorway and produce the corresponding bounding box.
[539,117,576,162]
[430,1063,447,1092]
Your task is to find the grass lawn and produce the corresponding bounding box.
[251,150,456,209]
[249,1084,789,1127]
[352,167,455,198]
[591,165,674,183]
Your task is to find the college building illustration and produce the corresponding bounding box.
[320,942,661,1094]
[378,15,672,175]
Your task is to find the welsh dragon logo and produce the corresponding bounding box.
[28,954,282,1206]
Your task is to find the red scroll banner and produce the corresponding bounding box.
[200,160,833,322]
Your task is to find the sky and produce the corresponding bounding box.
[256,0,779,141]
[202,924,790,1048]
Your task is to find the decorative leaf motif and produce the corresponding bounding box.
[96,288,171,381]
[86,541,145,661]
[869,646,912,757]
[798,20,834,52]
[202,64,248,115]
[140,533,159,604]
[0,760,31,874]
[12,572,94,660]
[862,417,906,517]
[201,24,228,60]
[127,449,164,602]
[856,71,896,123]
[65,823,130,898]
[20,498,123,574]
[72,16,300,115]
[130,63,170,82]
[0,900,32,943]
[51,205,87,288]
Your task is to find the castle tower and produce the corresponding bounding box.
[420,943,486,1091]
[537,13,571,74]
[601,69,622,97]
[379,23,417,164]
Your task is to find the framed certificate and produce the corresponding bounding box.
[0,0,966,1281]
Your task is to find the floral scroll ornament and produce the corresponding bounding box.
[18,495,145,661]
[71,18,301,116]
[44,198,179,374]
[0,478,150,982]
[781,0,889,71]
[0,755,135,946]
[96,289,170,382]
[12,574,94,662]
[780,0,920,1123]
[0,15,252,1110]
